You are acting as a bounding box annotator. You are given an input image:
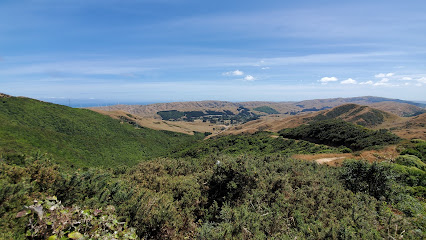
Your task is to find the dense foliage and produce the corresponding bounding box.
[16,197,138,239]
[156,110,185,120]
[174,132,351,158]
[157,107,259,124]
[0,97,203,168]
[1,150,424,239]
[253,106,279,114]
[279,119,400,150]
[399,139,426,162]
[311,104,386,126]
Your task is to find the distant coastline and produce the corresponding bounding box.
[37,98,158,108]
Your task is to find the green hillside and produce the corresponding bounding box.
[311,104,390,127]
[174,132,350,158]
[0,95,203,168]
[279,119,400,150]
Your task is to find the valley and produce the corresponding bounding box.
[90,97,426,140]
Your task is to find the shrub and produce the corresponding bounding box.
[17,197,138,239]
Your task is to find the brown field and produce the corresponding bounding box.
[216,106,426,140]
[91,109,227,135]
[292,145,400,166]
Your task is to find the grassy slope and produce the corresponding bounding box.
[311,104,391,126]
[279,119,401,151]
[220,104,424,140]
[0,96,203,168]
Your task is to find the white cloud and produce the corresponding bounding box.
[359,81,374,85]
[223,70,244,76]
[373,78,394,86]
[261,67,270,70]
[341,78,357,84]
[418,77,426,83]
[244,75,255,81]
[319,76,338,84]
[402,77,412,81]
[375,72,394,78]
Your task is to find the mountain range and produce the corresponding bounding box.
[88,96,425,139]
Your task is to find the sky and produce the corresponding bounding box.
[1,0,425,105]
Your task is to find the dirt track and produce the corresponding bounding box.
[315,157,346,164]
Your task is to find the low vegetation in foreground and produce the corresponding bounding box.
[1,138,425,239]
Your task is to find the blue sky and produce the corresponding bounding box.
[1,0,425,104]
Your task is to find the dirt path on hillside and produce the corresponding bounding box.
[315,157,346,164]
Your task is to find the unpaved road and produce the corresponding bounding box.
[315,157,346,164]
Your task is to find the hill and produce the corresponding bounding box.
[92,100,243,118]
[369,102,426,117]
[89,97,425,137]
[0,94,203,168]
[90,96,425,119]
[219,104,415,136]
[90,109,227,135]
[293,96,426,115]
[309,104,395,126]
[390,113,426,140]
[278,119,401,151]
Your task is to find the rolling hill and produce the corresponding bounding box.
[218,104,426,140]
[89,109,227,135]
[87,96,425,138]
[278,119,401,151]
[0,94,203,168]
[90,96,425,118]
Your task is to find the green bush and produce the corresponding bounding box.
[253,106,279,114]
[175,132,343,158]
[17,197,138,239]
[395,194,425,217]
[157,110,185,120]
[340,160,394,200]
[1,152,424,239]
[395,155,426,171]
